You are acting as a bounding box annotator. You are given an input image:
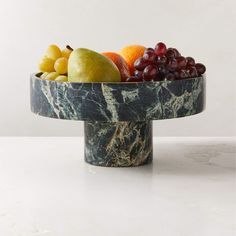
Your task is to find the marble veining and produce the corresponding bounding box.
[30,74,206,167]
[84,121,153,167]
[30,75,205,122]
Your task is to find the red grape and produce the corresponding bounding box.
[145,48,155,53]
[195,63,206,75]
[143,65,158,81]
[174,71,180,79]
[158,64,167,75]
[166,73,175,81]
[179,69,189,79]
[166,48,176,59]
[134,70,143,79]
[126,76,143,82]
[167,58,178,71]
[186,57,195,67]
[134,57,151,71]
[171,48,181,57]
[156,55,167,65]
[154,42,167,56]
[176,56,187,69]
[188,66,198,77]
[143,49,156,62]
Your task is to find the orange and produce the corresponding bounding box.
[102,52,130,82]
[120,45,146,75]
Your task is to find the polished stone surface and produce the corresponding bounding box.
[84,121,153,167]
[0,137,235,236]
[30,75,206,167]
[30,75,205,122]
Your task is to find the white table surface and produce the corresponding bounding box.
[0,137,235,236]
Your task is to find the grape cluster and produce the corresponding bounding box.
[126,42,206,82]
[38,45,73,82]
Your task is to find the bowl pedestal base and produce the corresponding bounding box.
[84,121,153,167]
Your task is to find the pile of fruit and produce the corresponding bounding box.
[37,42,206,83]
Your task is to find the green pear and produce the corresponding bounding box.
[68,48,121,82]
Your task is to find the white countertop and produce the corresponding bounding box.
[0,137,235,236]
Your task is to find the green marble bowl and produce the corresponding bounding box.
[30,74,206,167]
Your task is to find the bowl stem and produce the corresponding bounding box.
[84,121,153,167]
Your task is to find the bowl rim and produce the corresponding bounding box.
[31,73,205,85]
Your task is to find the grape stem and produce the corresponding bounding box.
[66,45,73,51]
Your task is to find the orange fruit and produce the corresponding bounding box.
[120,45,146,75]
[102,52,130,82]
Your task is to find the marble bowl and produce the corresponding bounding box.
[30,74,206,167]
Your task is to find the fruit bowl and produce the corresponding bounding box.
[30,74,205,167]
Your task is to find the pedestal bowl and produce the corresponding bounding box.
[30,74,205,167]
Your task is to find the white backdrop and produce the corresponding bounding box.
[0,0,235,136]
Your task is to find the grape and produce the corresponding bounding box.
[38,57,55,72]
[143,49,156,62]
[156,55,167,65]
[166,48,176,59]
[54,57,68,74]
[171,48,181,57]
[40,72,49,79]
[176,56,187,69]
[179,70,189,79]
[195,63,206,75]
[167,58,178,71]
[134,57,151,71]
[173,71,180,79]
[166,73,175,81]
[134,70,143,79]
[44,72,59,81]
[126,76,142,82]
[154,42,167,56]
[61,45,73,58]
[55,75,68,82]
[143,65,158,81]
[186,57,195,67]
[188,66,198,77]
[45,44,62,60]
[158,64,167,75]
[145,48,155,53]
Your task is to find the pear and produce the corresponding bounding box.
[68,48,121,82]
